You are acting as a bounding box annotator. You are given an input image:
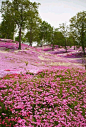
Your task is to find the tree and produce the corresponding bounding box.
[69,26,79,50]
[70,11,86,55]
[0,20,14,39]
[39,21,53,46]
[1,0,40,49]
[0,0,15,39]
[59,23,69,52]
[15,31,26,43]
[25,9,42,46]
[67,35,77,48]
[53,29,65,47]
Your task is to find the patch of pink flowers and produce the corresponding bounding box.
[0,42,86,78]
[0,67,86,126]
[0,41,86,126]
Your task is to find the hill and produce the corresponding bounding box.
[0,41,86,126]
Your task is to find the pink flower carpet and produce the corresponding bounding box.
[0,41,86,127]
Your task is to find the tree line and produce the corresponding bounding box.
[0,0,86,54]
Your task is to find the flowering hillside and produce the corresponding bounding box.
[0,41,86,126]
[0,42,85,78]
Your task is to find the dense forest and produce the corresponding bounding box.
[0,0,86,54]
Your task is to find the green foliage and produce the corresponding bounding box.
[25,17,42,46]
[0,20,15,39]
[53,29,65,46]
[0,0,15,39]
[0,101,17,126]
[70,11,86,54]
[39,21,53,46]
[59,23,69,52]
[25,2,41,46]
[1,0,40,49]
[25,61,28,66]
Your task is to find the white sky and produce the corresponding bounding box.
[0,0,86,28]
[30,0,86,28]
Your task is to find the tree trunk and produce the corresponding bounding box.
[81,23,85,55]
[18,27,21,50]
[52,43,54,51]
[30,27,32,46]
[13,31,15,41]
[7,33,9,39]
[81,37,85,55]
[74,43,75,50]
[65,38,67,52]
[40,39,43,47]
[73,37,75,50]
[82,43,85,55]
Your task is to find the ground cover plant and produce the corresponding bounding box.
[0,67,86,126]
[0,41,86,126]
[0,42,85,78]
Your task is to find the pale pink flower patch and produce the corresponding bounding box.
[0,42,86,126]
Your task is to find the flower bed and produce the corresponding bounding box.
[0,67,86,126]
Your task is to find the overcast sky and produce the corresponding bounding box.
[0,0,86,28]
[30,0,86,28]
